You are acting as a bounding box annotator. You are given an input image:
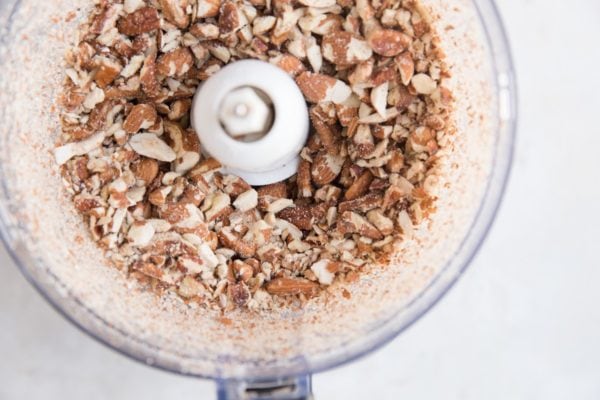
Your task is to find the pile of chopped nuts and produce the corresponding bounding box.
[56,0,451,311]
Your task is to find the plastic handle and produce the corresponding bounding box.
[217,375,313,400]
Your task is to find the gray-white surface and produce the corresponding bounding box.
[2,1,599,399]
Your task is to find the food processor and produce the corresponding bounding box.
[0,0,516,398]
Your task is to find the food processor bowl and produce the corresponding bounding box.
[0,0,516,398]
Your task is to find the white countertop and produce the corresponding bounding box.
[2,1,600,398]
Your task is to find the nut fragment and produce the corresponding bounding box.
[337,211,383,240]
[157,48,194,77]
[117,7,161,36]
[197,0,222,18]
[411,73,437,95]
[296,72,352,104]
[131,158,159,183]
[233,189,258,212]
[265,278,319,296]
[310,259,338,285]
[367,29,411,57]
[123,104,157,134]
[322,32,372,66]
[129,133,177,162]
[159,0,189,29]
[311,152,344,186]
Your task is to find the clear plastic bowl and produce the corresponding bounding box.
[0,0,516,398]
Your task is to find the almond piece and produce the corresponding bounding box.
[168,99,192,121]
[129,133,176,162]
[257,182,288,199]
[297,0,335,6]
[127,221,156,247]
[93,56,122,88]
[229,282,251,307]
[140,52,160,97]
[124,0,145,13]
[311,151,345,186]
[338,192,382,214]
[277,203,327,231]
[370,82,389,118]
[117,7,160,36]
[265,277,319,296]
[411,73,437,95]
[197,0,222,18]
[157,48,194,77]
[344,170,373,200]
[366,209,394,236]
[271,54,306,77]
[218,227,256,258]
[367,29,411,57]
[395,52,414,86]
[233,189,258,212]
[310,259,338,285]
[205,192,232,221]
[131,157,159,183]
[219,1,246,34]
[297,159,313,198]
[123,104,157,134]
[159,0,189,29]
[310,107,339,155]
[296,72,351,104]
[322,32,372,66]
[337,211,382,240]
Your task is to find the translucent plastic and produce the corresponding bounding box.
[0,0,516,392]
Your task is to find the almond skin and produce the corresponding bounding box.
[265,277,320,296]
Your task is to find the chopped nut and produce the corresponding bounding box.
[296,72,352,104]
[370,82,389,117]
[123,104,157,134]
[310,259,338,285]
[396,52,414,86]
[367,28,411,57]
[93,56,122,88]
[366,209,394,235]
[131,158,159,183]
[265,278,319,296]
[338,211,383,240]
[322,32,372,66]
[127,221,156,246]
[197,0,222,18]
[311,152,344,186]
[157,48,194,77]
[117,7,161,36]
[129,133,177,162]
[411,73,437,95]
[218,227,256,258]
[344,170,373,200]
[159,0,189,29]
[233,189,258,212]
